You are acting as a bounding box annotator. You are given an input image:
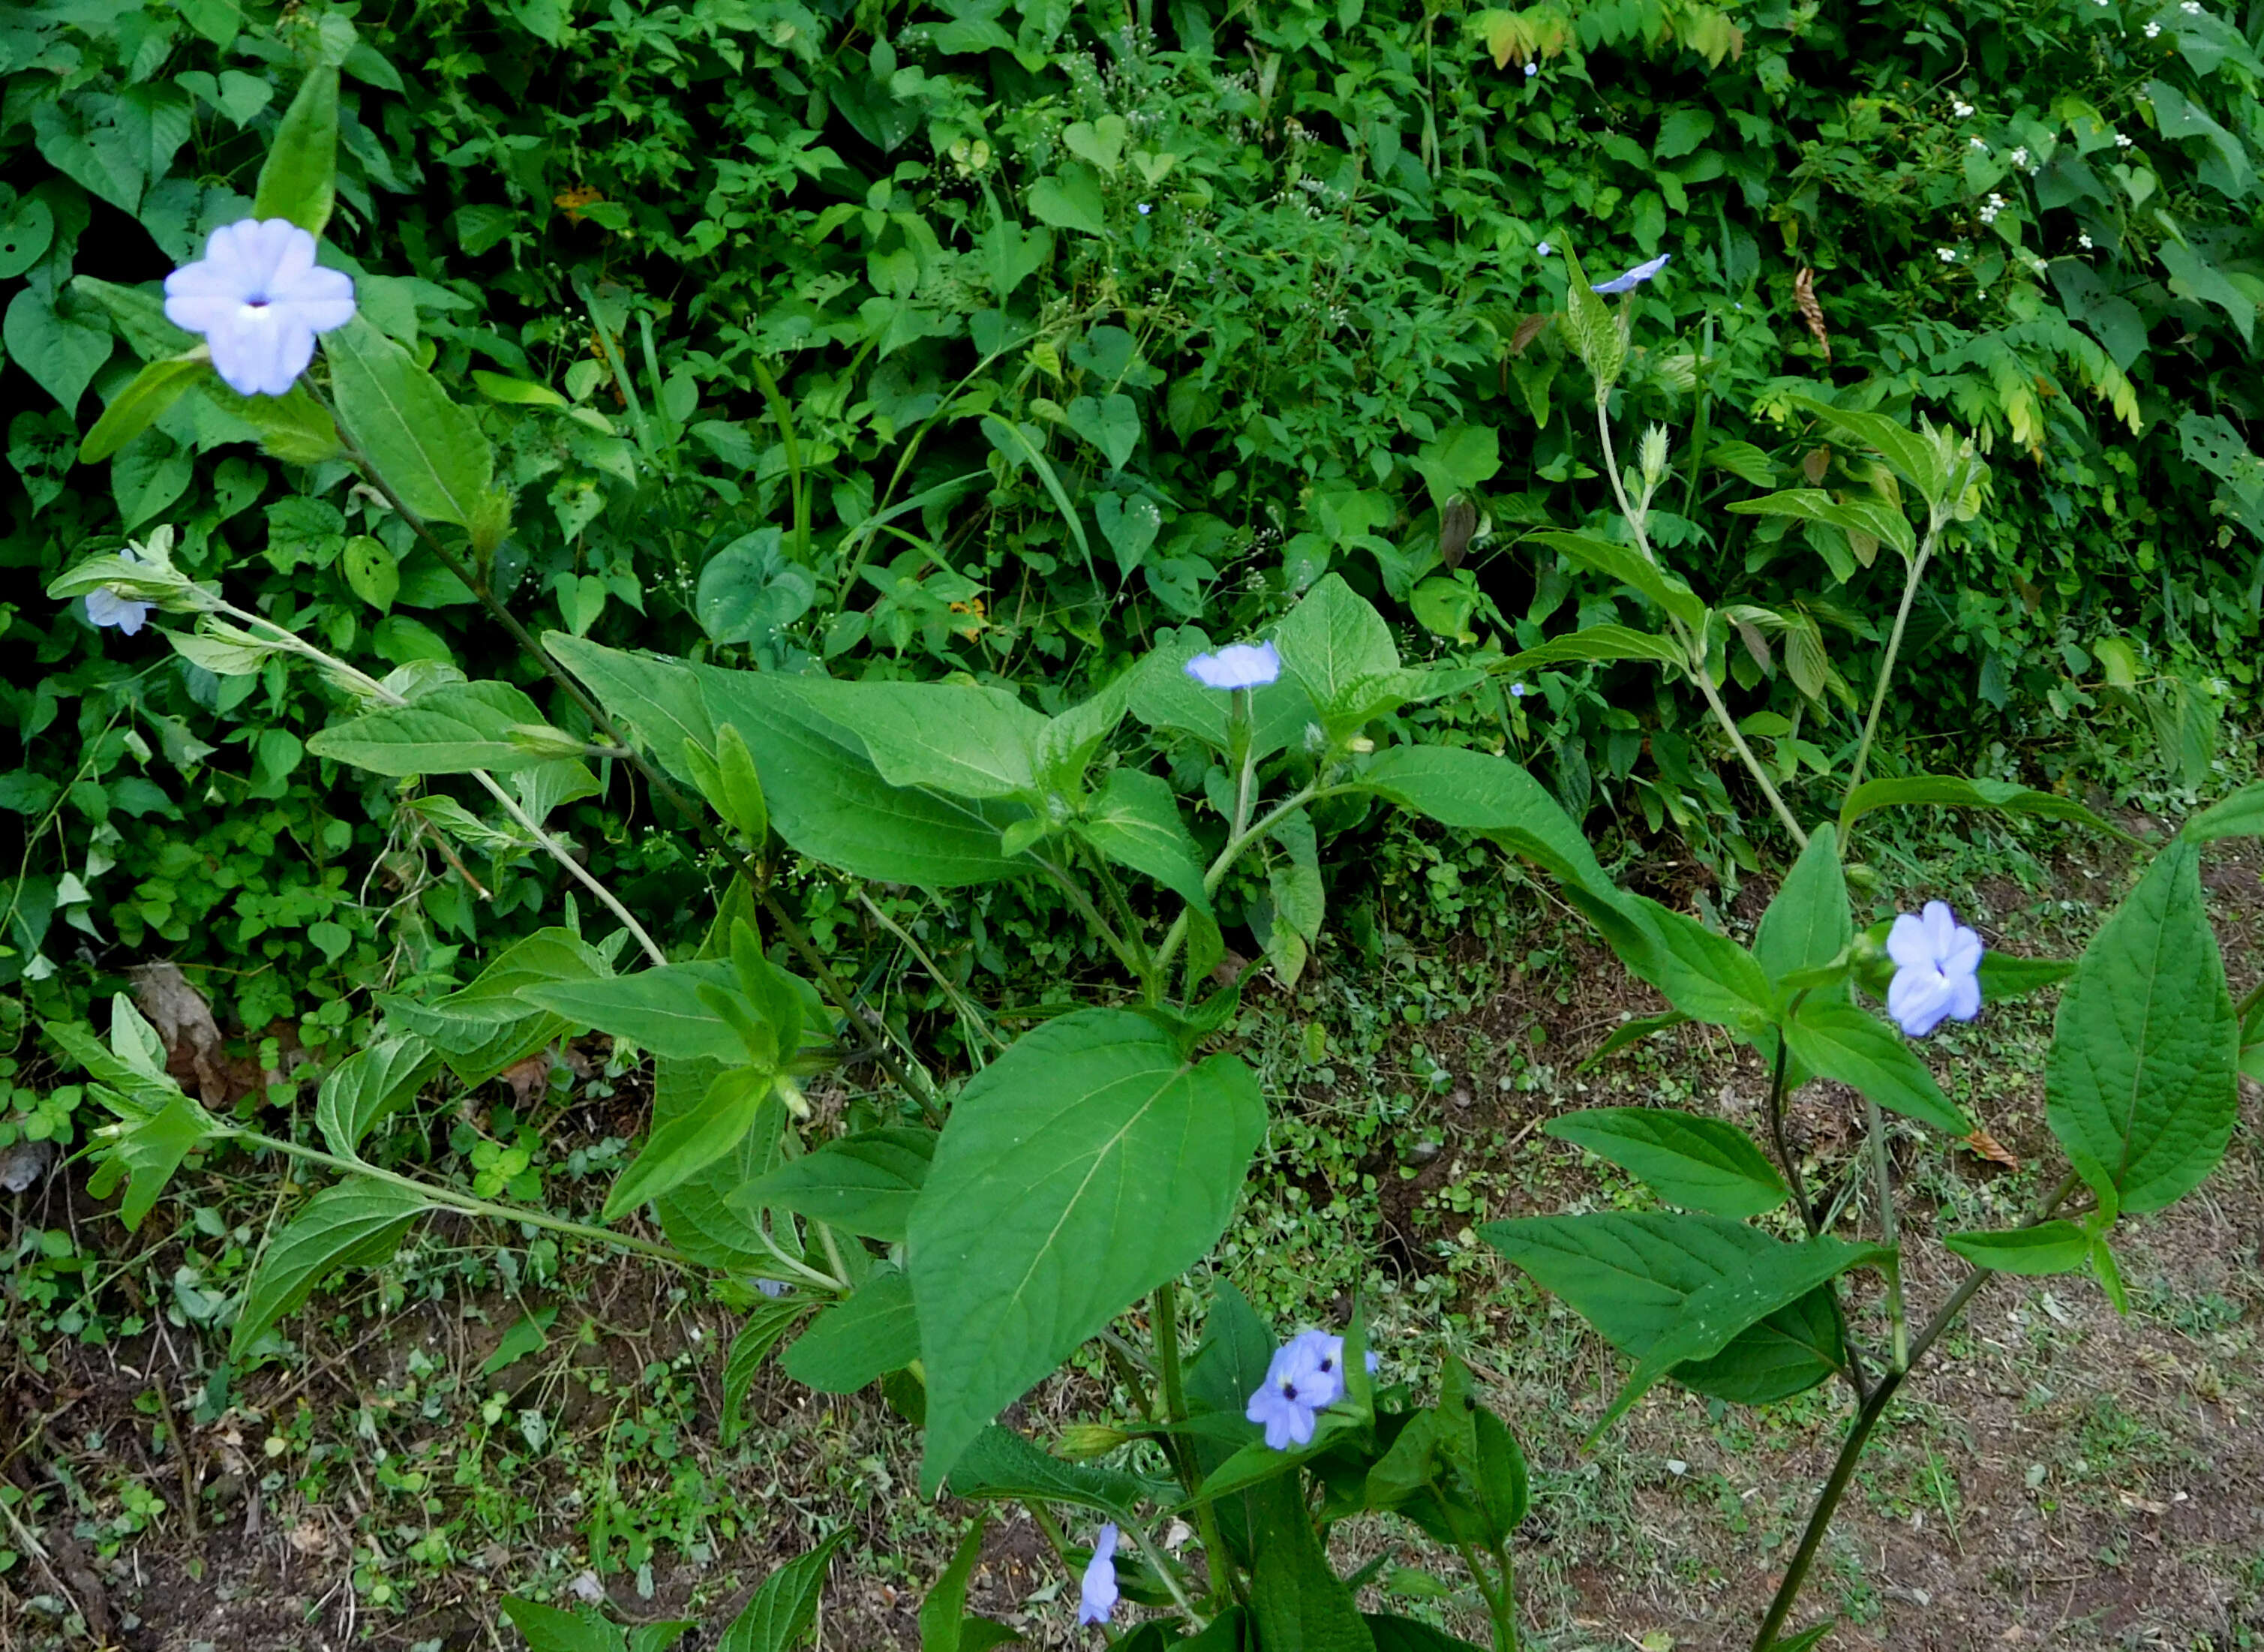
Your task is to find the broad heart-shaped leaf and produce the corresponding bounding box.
[1500,623,1687,673]
[230,1180,431,1359]
[1272,573,1400,720]
[1128,626,1319,760]
[758,676,1047,801]
[731,1128,936,1244]
[1481,1212,1849,1406]
[908,1009,1266,1492]
[1591,1234,1893,1439]
[2046,841,2238,1216]
[947,1425,1176,1519]
[781,1266,919,1392]
[721,1294,809,1446]
[1250,1476,1377,1652]
[1545,1109,1789,1218]
[1839,774,2139,845]
[698,665,1033,888]
[1080,768,1212,914]
[307,680,549,775]
[1790,396,1952,509]
[325,314,496,530]
[545,635,716,787]
[521,960,744,1063]
[1943,1221,2092,1275]
[1063,391,1139,470]
[2181,779,2264,842]
[1786,998,1971,1133]
[1726,488,1917,561]
[605,1068,774,1220]
[713,1527,854,1652]
[1528,529,1706,632]
[251,65,338,235]
[80,354,207,463]
[1353,743,1620,901]
[314,1033,440,1159]
[1026,165,1108,235]
[1754,824,1854,987]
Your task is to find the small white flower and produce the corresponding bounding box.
[163,218,357,397]
[2079,231,2095,248]
[1524,61,1539,77]
[1952,99,1976,118]
[1937,246,1959,263]
[2115,132,2135,147]
[1184,640,1281,691]
[2145,18,2163,33]
[1968,137,1989,152]
[2181,1,2202,13]
[1535,239,1554,256]
[1137,202,1152,215]
[86,587,153,635]
[2010,146,2030,167]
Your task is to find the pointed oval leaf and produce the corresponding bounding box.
[605,1068,773,1220]
[251,67,340,235]
[1500,624,1687,673]
[231,1179,430,1360]
[522,960,746,1063]
[1942,1221,2092,1275]
[1354,743,1618,900]
[1527,529,1706,632]
[324,314,494,529]
[306,680,550,775]
[780,1266,919,1393]
[1839,774,2139,845]
[2181,779,2264,843]
[314,1033,440,1159]
[1545,1108,1789,1218]
[908,1009,1266,1491]
[1753,824,1853,986]
[1725,488,1916,560]
[80,356,209,463]
[1786,998,1971,1133]
[1079,768,1213,915]
[721,1295,809,1446]
[714,1528,854,1652]
[730,1128,936,1244]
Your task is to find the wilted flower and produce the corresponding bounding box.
[1591,253,1669,294]
[164,218,356,397]
[1185,640,1281,690]
[1886,900,1983,1038]
[1076,1524,1118,1625]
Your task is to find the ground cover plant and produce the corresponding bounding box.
[5,1,2264,1649]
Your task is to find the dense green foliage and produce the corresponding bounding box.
[5,0,2262,1119]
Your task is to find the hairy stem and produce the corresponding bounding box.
[1844,533,1937,802]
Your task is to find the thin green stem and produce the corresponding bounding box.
[1844,534,1938,803]
[1125,1519,1207,1629]
[1862,1089,1908,1370]
[1082,840,1158,992]
[1763,1016,1818,1242]
[1495,1543,1520,1652]
[2235,976,2264,1021]
[1443,1516,1512,1650]
[1031,853,1146,979]
[856,891,1005,1056]
[1149,782,1346,988]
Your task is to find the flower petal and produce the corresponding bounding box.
[1888,966,1953,1038]
[1947,972,1982,1023]
[1920,901,1959,956]
[1886,912,1932,970]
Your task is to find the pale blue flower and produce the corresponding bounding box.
[1886,900,1983,1037]
[1535,240,1554,256]
[755,1278,788,1299]
[1523,62,1538,77]
[1076,1523,1118,1625]
[1592,253,1670,294]
[164,218,356,397]
[1185,640,1281,691]
[1246,1333,1329,1449]
[1138,202,1153,215]
[85,587,152,635]
[1509,681,1530,698]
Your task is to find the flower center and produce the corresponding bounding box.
[1279,1381,1299,1401]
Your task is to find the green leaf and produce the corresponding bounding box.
[1250,1476,1376,1652]
[650,1057,791,1272]
[1481,1212,1848,1405]
[713,1528,854,1652]
[1528,530,1705,631]
[2181,780,2264,843]
[1839,774,2139,845]
[479,1307,557,1377]
[1977,953,2076,1001]
[686,723,768,843]
[781,1266,920,1393]
[307,680,549,775]
[80,356,207,463]
[377,928,609,1087]
[920,1517,992,1652]
[1274,573,1401,717]
[1354,744,1620,900]
[721,1295,809,1446]
[1726,488,1916,561]
[1789,397,1950,510]
[1063,392,1140,470]
[1763,1624,1834,1652]
[522,960,746,1064]
[5,284,113,410]
[766,677,1046,801]
[314,1033,440,1159]
[1027,165,1109,236]
[251,66,339,236]
[500,1599,636,1652]
[1942,1222,2092,1275]
[109,1095,221,1231]
[1362,1617,1486,1652]
[731,1128,936,1244]
[947,1425,1174,1518]
[1467,1406,1530,1543]
[1753,825,1854,987]
[1590,1233,1893,1440]
[979,414,1097,578]
[1081,769,1212,914]
[1607,894,1777,1033]
[1544,1109,1789,1218]
[230,1180,431,1359]
[908,1009,1266,1492]
[1500,624,1687,673]
[1557,240,1626,392]
[1785,998,1970,1133]
[324,315,497,530]
[605,1068,775,1220]
[341,533,399,611]
[1127,628,1315,759]
[2046,841,2238,1216]
[1578,1010,1693,1071]
[545,635,717,787]
[698,667,1032,888]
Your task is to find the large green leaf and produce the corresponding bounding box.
[1079,769,1213,914]
[79,355,207,463]
[1249,1477,1376,1652]
[230,1180,431,1359]
[1544,1109,1788,1218]
[377,928,611,1086]
[314,1033,440,1159]
[1527,529,1705,632]
[1605,894,1776,1034]
[908,1009,1266,1491]
[545,635,717,787]
[1941,1222,2091,1275]
[713,1529,854,1652]
[307,680,550,775]
[1557,241,1626,390]
[1354,743,1618,900]
[780,1266,919,1392]
[945,1424,1174,1518]
[763,677,1046,801]
[1839,774,2136,844]
[1481,1212,1848,1405]
[100,1095,221,1231]
[721,1294,810,1446]
[2181,779,2264,843]
[1785,998,1970,1133]
[1362,1617,1486,1652]
[1753,824,1854,987]
[325,314,496,530]
[1789,396,1952,509]
[2045,841,2238,1215]
[1272,573,1400,719]
[251,66,338,236]
[605,1068,775,1220]
[1499,624,1687,673]
[650,1055,792,1272]
[522,960,744,1063]
[731,1128,935,1243]
[1591,1233,1892,1438]
[698,666,1031,888]
[1725,488,1916,560]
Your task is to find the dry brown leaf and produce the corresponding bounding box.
[500,1053,554,1108]
[1793,266,1830,362]
[1801,445,1833,485]
[286,1519,331,1555]
[1440,497,1478,569]
[1961,1127,2020,1170]
[131,961,230,1104]
[2117,1489,2169,1515]
[1510,312,1551,356]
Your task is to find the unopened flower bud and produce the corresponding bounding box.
[1055,1422,1132,1461]
[507,723,591,759]
[1638,423,1670,488]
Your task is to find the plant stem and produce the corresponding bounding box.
[1444,1518,1514,1650]
[1862,1089,1908,1370]
[1595,403,1807,847]
[1844,531,1938,802]
[1149,782,1350,988]
[1746,1170,2078,1650]
[1763,1026,1818,1241]
[856,891,1006,1056]
[1494,1542,1521,1652]
[1031,852,1146,979]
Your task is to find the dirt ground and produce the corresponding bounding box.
[4,830,2260,1652]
